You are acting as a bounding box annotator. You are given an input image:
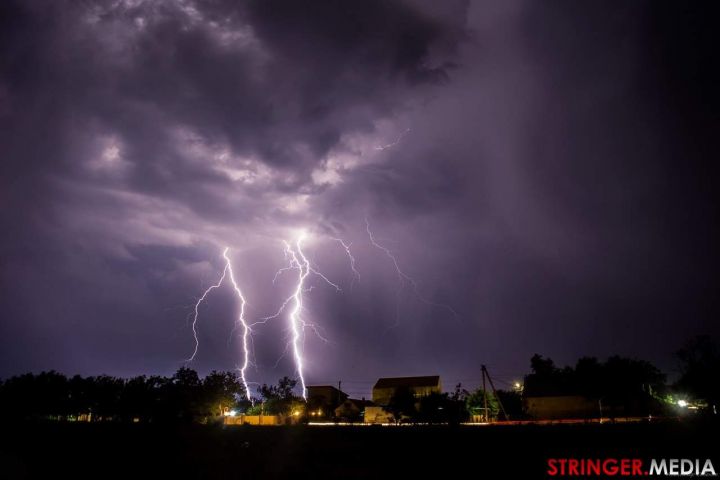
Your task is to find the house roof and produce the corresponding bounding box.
[306,385,348,398]
[341,398,375,408]
[306,385,343,391]
[373,376,441,389]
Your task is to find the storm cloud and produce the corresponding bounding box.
[1,0,717,397]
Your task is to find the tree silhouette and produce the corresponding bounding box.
[676,335,720,407]
[465,388,498,421]
[201,370,247,418]
[524,354,667,416]
[387,386,416,424]
[257,376,299,415]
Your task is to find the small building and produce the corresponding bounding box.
[306,385,348,419]
[372,375,442,406]
[307,385,348,406]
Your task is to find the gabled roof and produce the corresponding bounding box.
[306,385,348,399]
[373,376,441,389]
[306,385,343,391]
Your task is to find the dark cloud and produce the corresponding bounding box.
[0,0,717,395]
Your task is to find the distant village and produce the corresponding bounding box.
[1,336,716,426]
[226,368,701,426]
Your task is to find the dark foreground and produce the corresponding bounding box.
[1,421,717,479]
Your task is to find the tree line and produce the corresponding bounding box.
[0,335,716,423]
[0,367,252,423]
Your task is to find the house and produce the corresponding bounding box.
[306,385,348,419]
[371,376,442,406]
[334,398,374,422]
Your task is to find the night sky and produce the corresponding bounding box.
[1,0,718,399]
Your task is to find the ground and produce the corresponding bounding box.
[0,421,717,479]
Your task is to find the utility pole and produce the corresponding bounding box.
[482,365,508,421]
[482,364,488,423]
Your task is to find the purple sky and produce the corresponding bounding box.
[1,0,718,398]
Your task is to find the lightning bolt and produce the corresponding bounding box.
[330,237,360,287]
[187,266,228,363]
[222,247,253,402]
[265,232,340,400]
[186,247,253,402]
[286,234,311,400]
[186,219,449,403]
[365,217,458,321]
[374,127,411,151]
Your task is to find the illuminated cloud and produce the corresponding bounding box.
[0,0,717,391]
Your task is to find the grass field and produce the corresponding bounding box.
[1,420,717,479]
